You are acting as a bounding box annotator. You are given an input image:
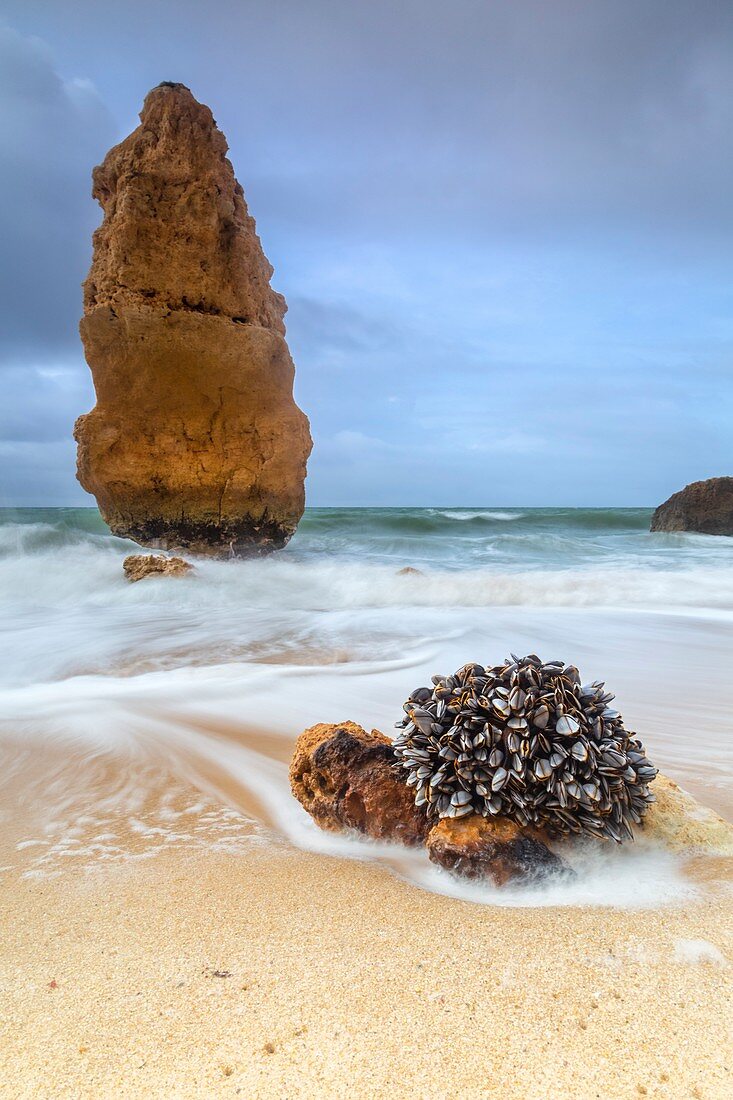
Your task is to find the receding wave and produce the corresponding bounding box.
[0,664,703,908]
[1,505,732,908]
[1,538,733,613]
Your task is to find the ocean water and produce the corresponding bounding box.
[1,505,731,907]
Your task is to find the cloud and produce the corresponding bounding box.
[0,25,114,505]
[0,439,81,507]
[286,296,400,356]
[0,4,731,505]
[0,24,114,364]
[215,0,733,250]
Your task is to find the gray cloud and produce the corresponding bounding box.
[0,23,114,363]
[0,4,731,506]
[6,1,733,245]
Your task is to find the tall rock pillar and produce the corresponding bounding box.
[74,83,312,556]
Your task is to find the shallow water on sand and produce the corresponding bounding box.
[0,506,731,907]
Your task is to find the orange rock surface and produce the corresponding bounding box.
[122,554,194,582]
[426,814,565,884]
[75,83,311,557]
[289,722,430,845]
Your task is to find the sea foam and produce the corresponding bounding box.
[0,508,731,907]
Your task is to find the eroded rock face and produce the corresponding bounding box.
[75,83,312,557]
[650,478,733,536]
[123,554,194,582]
[289,723,429,845]
[642,774,733,854]
[426,815,566,885]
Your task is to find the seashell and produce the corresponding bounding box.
[491,767,509,791]
[534,759,552,781]
[532,705,550,729]
[509,687,526,711]
[555,714,580,736]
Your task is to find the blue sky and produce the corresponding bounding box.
[0,0,732,506]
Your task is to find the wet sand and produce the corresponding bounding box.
[1,763,732,1100]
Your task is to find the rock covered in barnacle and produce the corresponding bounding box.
[393,655,657,842]
[123,554,194,582]
[426,814,566,884]
[289,723,429,844]
[289,722,568,883]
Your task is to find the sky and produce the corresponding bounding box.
[0,0,731,507]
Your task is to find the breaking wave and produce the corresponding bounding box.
[1,506,731,907]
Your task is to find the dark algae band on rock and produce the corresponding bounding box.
[651,477,733,536]
[120,511,295,557]
[74,83,312,558]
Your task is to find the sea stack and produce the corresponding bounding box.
[650,477,733,536]
[74,83,312,556]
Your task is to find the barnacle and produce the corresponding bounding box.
[393,655,657,842]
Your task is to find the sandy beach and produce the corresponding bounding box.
[2,513,733,1097]
[1,754,732,1100]
[3,1,733,1095]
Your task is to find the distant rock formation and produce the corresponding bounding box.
[650,477,733,536]
[123,554,194,582]
[74,83,312,557]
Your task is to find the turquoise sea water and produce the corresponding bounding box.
[2,505,733,612]
[0,505,731,905]
[1,503,730,573]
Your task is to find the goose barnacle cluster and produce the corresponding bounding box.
[393,654,657,842]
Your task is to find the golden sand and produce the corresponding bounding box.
[1,742,732,1098]
[1,784,732,1100]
